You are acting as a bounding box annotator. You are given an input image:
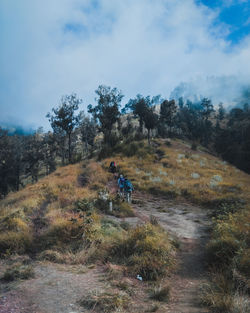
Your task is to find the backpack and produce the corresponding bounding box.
[118,177,125,187]
[125,180,133,192]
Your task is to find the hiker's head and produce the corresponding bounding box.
[120,174,123,178]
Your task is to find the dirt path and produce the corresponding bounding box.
[0,263,105,313]
[107,177,211,311]
[131,191,211,313]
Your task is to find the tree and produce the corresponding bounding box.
[218,103,225,121]
[79,114,97,154]
[47,93,82,163]
[42,131,57,175]
[123,95,159,143]
[23,131,44,183]
[88,85,123,145]
[143,107,159,144]
[159,99,177,137]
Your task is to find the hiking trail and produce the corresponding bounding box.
[108,177,211,312]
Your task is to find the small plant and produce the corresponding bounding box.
[79,290,129,313]
[120,221,131,231]
[146,304,160,312]
[150,285,170,302]
[150,215,159,226]
[2,263,35,282]
[113,202,135,218]
[39,250,65,263]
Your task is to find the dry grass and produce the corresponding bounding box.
[1,262,35,282]
[0,138,249,311]
[79,289,129,313]
[0,161,110,256]
[103,139,250,205]
[111,223,176,281]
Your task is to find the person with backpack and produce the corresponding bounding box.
[124,178,134,203]
[117,174,125,198]
[109,161,117,173]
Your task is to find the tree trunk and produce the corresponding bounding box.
[147,128,151,145]
[68,132,71,163]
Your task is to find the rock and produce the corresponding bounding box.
[211,175,223,182]
[200,160,205,167]
[191,154,200,160]
[210,181,218,188]
[98,190,109,201]
[169,180,175,186]
[191,173,200,179]
[178,154,185,159]
[158,168,168,176]
[135,168,141,174]
[150,176,162,183]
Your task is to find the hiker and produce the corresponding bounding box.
[109,161,117,173]
[124,178,134,203]
[117,174,125,198]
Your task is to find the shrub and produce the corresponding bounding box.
[111,223,175,281]
[205,197,245,217]
[120,221,131,231]
[79,290,129,313]
[150,285,170,302]
[206,236,240,266]
[2,263,35,282]
[0,231,32,256]
[38,250,65,263]
[41,213,100,250]
[113,202,135,218]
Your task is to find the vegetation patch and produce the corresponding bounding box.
[1,262,35,282]
[111,223,175,281]
[79,290,129,313]
[149,285,170,302]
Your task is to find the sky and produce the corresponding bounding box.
[0,0,250,129]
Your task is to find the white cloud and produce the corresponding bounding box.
[0,0,250,128]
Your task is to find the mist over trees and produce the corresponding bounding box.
[1,84,250,198]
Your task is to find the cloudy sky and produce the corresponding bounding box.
[0,0,250,129]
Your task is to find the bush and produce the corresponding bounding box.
[150,285,170,302]
[41,213,100,250]
[79,290,129,313]
[111,223,175,281]
[2,263,34,282]
[205,197,245,217]
[39,250,65,263]
[113,202,135,218]
[207,237,240,266]
[0,231,32,256]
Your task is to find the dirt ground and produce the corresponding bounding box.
[0,183,211,313]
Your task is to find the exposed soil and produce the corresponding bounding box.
[131,191,211,312]
[0,178,211,313]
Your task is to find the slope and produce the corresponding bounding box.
[0,138,249,313]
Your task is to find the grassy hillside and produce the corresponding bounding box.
[0,138,249,311]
